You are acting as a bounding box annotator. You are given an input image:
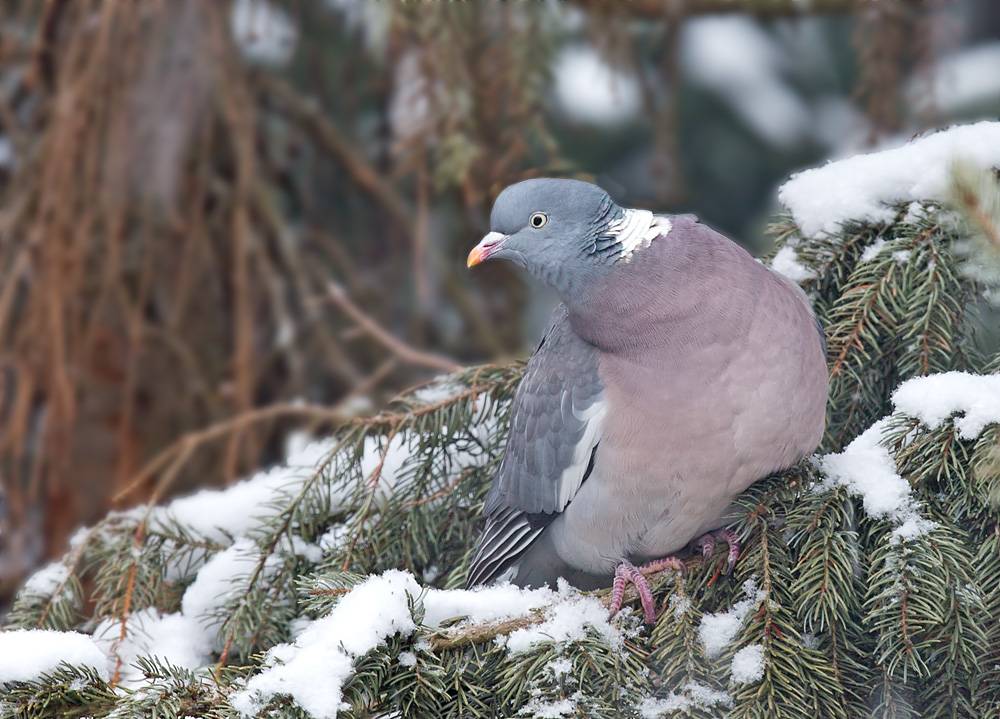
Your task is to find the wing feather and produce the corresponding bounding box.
[469,305,604,587]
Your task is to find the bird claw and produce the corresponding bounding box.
[608,556,684,624]
[693,528,741,574]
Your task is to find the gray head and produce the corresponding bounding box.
[468,179,628,301]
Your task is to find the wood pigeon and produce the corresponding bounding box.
[465,179,828,622]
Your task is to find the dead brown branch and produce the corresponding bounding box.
[327,283,463,374]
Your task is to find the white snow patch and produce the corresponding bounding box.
[546,657,573,677]
[730,644,765,684]
[669,593,691,620]
[397,651,416,667]
[230,570,421,719]
[553,46,641,126]
[502,592,623,654]
[820,419,938,542]
[683,17,809,148]
[0,630,111,684]
[860,237,887,262]
[231,0,297,67]
[770,246,816,283]
[154,438,337,543]
[780,121,1000,237]
[92,608,214,688]
[182,539,268,629]
[892,250,912,264]
[638,682,733,716]
[524,697,577,718]
[892,371,1000,439]
[698,579,765,658]
[21,561,70,597]
[422,583,556,629]
[902,201,927,224]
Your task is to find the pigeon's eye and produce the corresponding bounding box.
[529,212,547,228]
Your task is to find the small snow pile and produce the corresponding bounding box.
[779,121,1000,238]
[20,561,70,597]
[231,0,298,67]
[0,630,111,684]
[682,17,809,148]
[821,419,936,542]
[227,571,592,718]
[860,237,887,262]
[502,591,624,654]
[823,372,1000,541]
[422,582,558,629]
[892,371,1000,440]
[153,439,336,543]
[730,644,765,685]
[698,579,766,659]
[231,570,421,719]
[523,696,580,718]
[92,609,213,688]
[770,246,816,283]
[553,46,641,127]
[637,683,733,716]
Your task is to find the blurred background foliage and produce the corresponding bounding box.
[0,0,997,604]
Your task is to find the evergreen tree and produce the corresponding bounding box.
[2,133,1000,719]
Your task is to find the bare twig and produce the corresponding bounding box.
[255,72,414,236]
[327,283,462,374]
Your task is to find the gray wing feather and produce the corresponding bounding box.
[468,305,604,587]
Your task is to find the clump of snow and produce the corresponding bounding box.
[638,682,733,716]
[553,46,641,127]
[669,593,691,620]
[0,630,111,684]
[770,246,816,283]
[779,121,1000,238]
[698,579,765,658]
[730,644,765,684]
[92,609,214,688]
[892,371,1000,439]
[397,651,416,667]
[154,438,337,543]
[422,583,557,629]
[820,419,938,543]
[231,570,421,719]
[892,250,912,264]
[502,592,624,654]
[524,696,578,718]
[21,561,70,597]
[546,657,573,678]
[860,237,887,262]
[682,17,809,148]
[182,539,270,631]
[902,201,927,224]
[230,0,297,67]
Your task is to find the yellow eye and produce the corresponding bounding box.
[529,212,547,228]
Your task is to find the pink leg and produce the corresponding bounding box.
[608,557,684,624]
[694,528,741,574]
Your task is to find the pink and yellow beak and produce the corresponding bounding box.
[467,232,508,267]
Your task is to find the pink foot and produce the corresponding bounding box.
[608,557,684,624]
[694,528,740,574]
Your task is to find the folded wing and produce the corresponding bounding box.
[467,305,605,587]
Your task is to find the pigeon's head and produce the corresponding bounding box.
[468,179,626,298]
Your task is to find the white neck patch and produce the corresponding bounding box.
[606,208,673,263]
